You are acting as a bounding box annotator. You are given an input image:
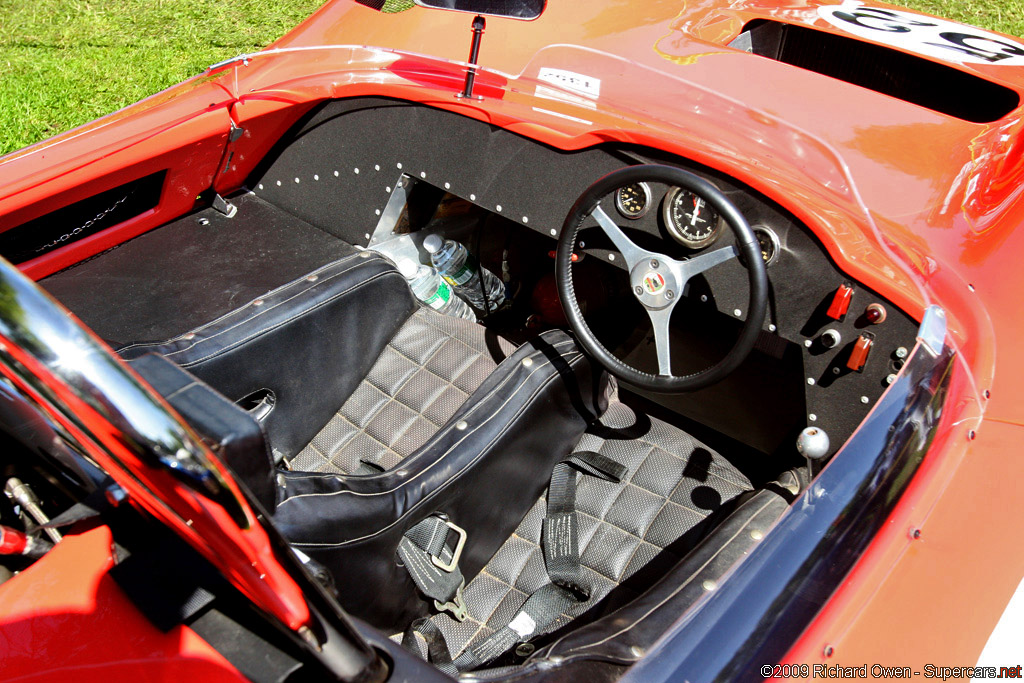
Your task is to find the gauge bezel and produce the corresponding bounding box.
[661,186,725,249]
[614,182,653,220]
[753,226,781,267]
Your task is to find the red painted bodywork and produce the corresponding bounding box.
[0,0,1021,676]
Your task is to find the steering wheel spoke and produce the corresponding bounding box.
[592,205,654,269]
[678,245,739,282]
[646,305,677,376]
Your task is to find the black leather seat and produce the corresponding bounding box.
[122,250,610,629]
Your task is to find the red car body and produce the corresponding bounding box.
[0,0,1021,680]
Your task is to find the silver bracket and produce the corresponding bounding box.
[434,580,469,622]
[212,193,237,218]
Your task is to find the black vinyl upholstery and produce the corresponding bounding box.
[120,251,418,461]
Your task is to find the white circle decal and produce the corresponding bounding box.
[818,1,1024,66]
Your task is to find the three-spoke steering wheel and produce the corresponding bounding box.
[556,165,768,392]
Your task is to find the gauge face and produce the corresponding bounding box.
[754,226,780,266]
[614,182,652,219]
[662,187,724,249]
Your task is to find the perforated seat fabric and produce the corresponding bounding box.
[426,400,755,660]
[288,308,517,475]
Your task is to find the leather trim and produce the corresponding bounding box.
[119,252,418,458]
[273,330,610,630]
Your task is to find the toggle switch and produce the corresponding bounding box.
[826,284,854,320]
[846,333,874,372]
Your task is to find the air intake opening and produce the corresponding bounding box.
[732,20,1019,123]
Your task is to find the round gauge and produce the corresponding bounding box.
[661,187,724,249]
[754,226,780,266]
[614,182,652,219]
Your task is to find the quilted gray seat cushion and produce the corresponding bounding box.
[427,399,754,659]
[288,308,516,474]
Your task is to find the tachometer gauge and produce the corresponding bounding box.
[614,182,652,219]
[662,187,724,249]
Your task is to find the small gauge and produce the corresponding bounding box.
[662,187,724,249]
[614,182,652,219]
[754,226,780,266]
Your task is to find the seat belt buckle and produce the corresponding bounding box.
[434,579,468,622]
[430,519,467,573]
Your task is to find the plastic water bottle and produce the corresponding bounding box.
[422,234,505,314]
[397,258,476,322]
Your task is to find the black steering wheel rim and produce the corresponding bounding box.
[556,164,769,392]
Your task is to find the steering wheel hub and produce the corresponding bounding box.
[632,259,677,309]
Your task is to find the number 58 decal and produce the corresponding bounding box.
[818,1,1024,66]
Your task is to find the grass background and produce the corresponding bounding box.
[0,0,1021,155]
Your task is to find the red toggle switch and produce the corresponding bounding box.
[847,333,874,372]
[826,284,854,320]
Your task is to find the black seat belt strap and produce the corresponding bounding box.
[398,515,469,621]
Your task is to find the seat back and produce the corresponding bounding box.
[119,252,418,461]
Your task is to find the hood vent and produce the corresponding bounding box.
[732,20,1019,123]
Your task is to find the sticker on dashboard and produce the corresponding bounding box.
[817,1,1024,66]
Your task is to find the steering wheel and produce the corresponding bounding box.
[556,165,768,392]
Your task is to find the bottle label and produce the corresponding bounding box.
[424,281,452,310]
[441,261,475,287]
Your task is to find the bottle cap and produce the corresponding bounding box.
[422,233,443,254]
[397,258,419,279]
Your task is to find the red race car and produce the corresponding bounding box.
[0,0,1020,680]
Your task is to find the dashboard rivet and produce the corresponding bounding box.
[364,233,371,241]
[253,299,264,306]
[768,324,777,332]
[885,373,897,385]
[258,183,264,190]
[804,339,813,348]
[807,378,815,385]
[375,164,380,171]
[522,358,534,368]
[386,186,392,193]
[420,171,426,179]
[895,346,908,359]
[832,367,841,375]
[630,646,645,658]
[700,295,708,302]
[496,204,502,212]
[701,579,717,591]
[523,217,529,224]
[276,180,282,186]
[608,254,616,261]
[375,209,381,216]
[313,174,319,181]
[294,177,300,183]
[333,171,339,177]
[354,168,360,174]
[306,275,318,282]
[734,309,742,317]
[550,229,557,236]
[445,182,451,189]
[470,193,477,200]
[750,529,763,540]
[456,420,468,431]
[396,162,403,169]
[860,395,869,404]
[809,413,817,422]
[197,218,210,226]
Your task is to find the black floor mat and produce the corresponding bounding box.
[41,193,356,343]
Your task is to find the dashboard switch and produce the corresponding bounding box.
[846,333,874,372]
[865,303,887,324]
[826,284,854,320]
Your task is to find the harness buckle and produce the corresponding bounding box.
[434,580,469,622]
[431,519,467,573]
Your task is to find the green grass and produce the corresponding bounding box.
[0,0,1020,156]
